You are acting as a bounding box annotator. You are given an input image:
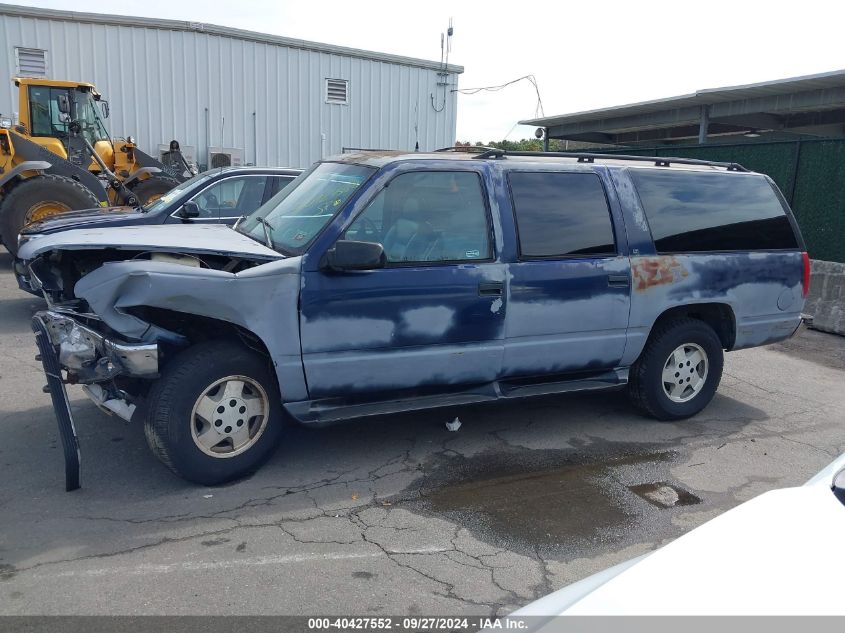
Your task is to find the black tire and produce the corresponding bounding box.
[628,318,724,421]
[130,175,179,206]
[0,174,101,255]
[144,340,284,485]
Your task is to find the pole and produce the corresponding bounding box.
[698,105,710,145]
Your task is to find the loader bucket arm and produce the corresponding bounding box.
[3,131,108,205]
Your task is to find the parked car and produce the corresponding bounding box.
[20,150,810,487]
[13,166,301,294]
[506,451,845,616]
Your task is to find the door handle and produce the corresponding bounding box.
[478,281,504,297]
[607,274,630,288]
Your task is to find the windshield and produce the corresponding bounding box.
[237,162,375,254]
[143,171,214,213]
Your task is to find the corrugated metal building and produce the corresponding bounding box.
[0,3,463,169]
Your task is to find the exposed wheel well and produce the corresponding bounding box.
[650,303,736,350]
[126,306,272,359]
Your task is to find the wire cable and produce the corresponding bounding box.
[453,74,545,118]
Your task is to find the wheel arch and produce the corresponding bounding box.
[648,302,737,351]
[126,305,273,360]
[0,160,52,191]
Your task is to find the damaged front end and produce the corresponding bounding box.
[39,310,159,384]
[32,308,163,491]
[22,224,298,490]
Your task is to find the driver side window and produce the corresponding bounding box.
[187,177,265,219]
[344,171,491,264]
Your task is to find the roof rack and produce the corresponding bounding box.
[434,146,499,153]
[472,149,748,172]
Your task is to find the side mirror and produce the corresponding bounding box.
[324,240,385,271]
[100,100,110,119]
[178,201,200,220]
[57,94,70,115]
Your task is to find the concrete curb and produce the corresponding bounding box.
[806,259,845,336]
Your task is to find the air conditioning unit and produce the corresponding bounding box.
[208,147,244,168]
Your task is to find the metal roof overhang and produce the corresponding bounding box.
[522,69,845,143]
[0,3,464,74]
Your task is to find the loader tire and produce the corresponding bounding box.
[1,174,101,256]
[130,175,179,206]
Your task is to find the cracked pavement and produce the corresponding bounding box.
[0,250,843,615]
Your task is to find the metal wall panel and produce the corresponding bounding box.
[0,10,460,169]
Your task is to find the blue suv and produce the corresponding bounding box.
[21,150,809,487]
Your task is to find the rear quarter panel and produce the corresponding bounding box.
[608,168,805,365]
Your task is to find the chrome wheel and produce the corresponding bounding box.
[661,343,708,403]
[190,375,269,458]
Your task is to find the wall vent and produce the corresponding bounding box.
[325,78,349,104]
[15,47,47,77]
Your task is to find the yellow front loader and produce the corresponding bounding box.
[0,77,194,255]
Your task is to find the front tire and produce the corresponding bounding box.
[628,318,724,421]
[144,340,284,484]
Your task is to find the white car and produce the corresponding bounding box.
[512,452,845,616]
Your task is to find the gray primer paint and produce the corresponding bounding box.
[74,257,308,401]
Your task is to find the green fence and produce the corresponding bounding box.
[581,139,845,262]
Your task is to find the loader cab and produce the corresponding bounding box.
[15,78,111,165]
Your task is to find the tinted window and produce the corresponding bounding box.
[630,169,798,252]
[345,171,491,264]
[189,177,267,218]
[269,176,296,197]
[509,172,616,258]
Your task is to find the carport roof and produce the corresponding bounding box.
[522,69,845,144]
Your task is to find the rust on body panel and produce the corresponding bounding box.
[632,256,689,291]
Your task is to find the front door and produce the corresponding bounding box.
[300,169,506,399]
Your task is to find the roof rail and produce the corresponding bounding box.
[472,149,748,171]
[434,146,499,154]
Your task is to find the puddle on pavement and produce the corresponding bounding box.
[421,448,676,549]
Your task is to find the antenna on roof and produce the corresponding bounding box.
[431,19,454,113]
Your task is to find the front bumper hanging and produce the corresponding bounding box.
[32,314,81,492]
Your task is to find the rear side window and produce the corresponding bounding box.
[509,172,616,258]
[630,169,798,252]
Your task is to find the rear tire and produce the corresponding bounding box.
[628,318,724,421]
[144,340,284,485]
[1,174,101,255]
[130,175,178,206]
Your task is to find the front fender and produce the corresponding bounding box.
[74,257,307,401]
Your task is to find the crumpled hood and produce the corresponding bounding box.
[20,206,143,235]
[18,223,283,261]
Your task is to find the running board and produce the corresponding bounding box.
[498,368,628,399]
[286,368,628,425]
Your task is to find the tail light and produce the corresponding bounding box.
[802,251,811,298]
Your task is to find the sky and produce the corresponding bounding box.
[12,0,845,142]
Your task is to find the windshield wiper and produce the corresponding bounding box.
[253,216,276,249]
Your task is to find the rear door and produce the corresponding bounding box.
[299,168,507,399]
[502,168,631,378]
